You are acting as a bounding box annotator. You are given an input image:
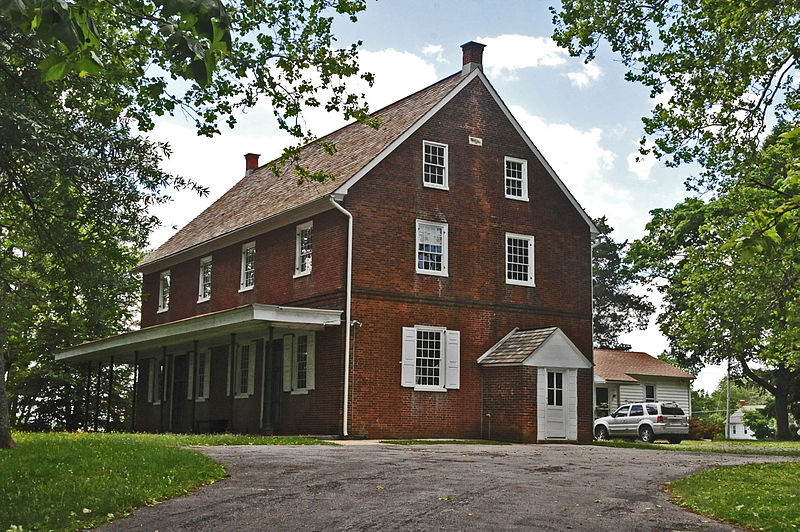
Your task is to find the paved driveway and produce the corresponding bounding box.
[104,443,795,531]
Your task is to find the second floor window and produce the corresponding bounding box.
[198,256,212,302]
[240,242,255,291]
[423,141,448,189]
[506,233,534,286]
[505,156,528,200]
[295,221,313,277]
[157,270,170,312]
[416,220,448,276]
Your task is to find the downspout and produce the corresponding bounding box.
[329,196,352,437]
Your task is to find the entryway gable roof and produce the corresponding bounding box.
[477,327,592,369]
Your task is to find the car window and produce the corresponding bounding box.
[614,406,630,417]
[629,405,643,416]
[646,405,658,415]
[661,404,685,415]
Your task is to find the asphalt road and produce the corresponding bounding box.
[103,442,796,531]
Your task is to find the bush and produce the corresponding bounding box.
[689,417,723,440]
[743,409,776,440]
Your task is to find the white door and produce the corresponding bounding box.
[545,370,566,438]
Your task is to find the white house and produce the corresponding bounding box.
[725,403,765,440]
[593,349,694,418]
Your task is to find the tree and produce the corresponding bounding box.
[629,174,800,439]
[552,1,800,234]
[591,216,653,349]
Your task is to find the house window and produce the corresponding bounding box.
[283,333,315,393]
[506,233,534,286]
[238,344,250,396]
[198,256,212,302]
[504,156,528,200]
[295,221,313,277]
[157,270,170,312]
[732,425,737,435]
[228,343,255,398]
[240,242,256,291]
[644,384,656,402]
[423,141,448,189]
[401,326,460,391]
[416,220,448,276]
[148,358,164,405]
[187,351,210,401]
[547,370,563,406]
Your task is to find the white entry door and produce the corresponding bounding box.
[545,370,566,438]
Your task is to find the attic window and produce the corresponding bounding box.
[423,141,448,189]
[505,156,528,200]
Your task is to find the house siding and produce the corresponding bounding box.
[616,378,691,415]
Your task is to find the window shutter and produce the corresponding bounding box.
[226,347,232,396]
[187,353,194,400]
[282,335,293,392]
[147,359,154,403]
[445,330,460,389]
[401,327,416,387]
[202,353,211,399]
[306,332,316,390]
[248,342,256,395]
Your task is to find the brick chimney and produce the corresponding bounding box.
[244,153,260,176]
[461,41,486,75]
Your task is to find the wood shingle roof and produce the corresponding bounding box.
[593,349,694,382]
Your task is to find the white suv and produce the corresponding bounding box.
[593,401,689,443]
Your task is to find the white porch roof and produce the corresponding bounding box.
[55,304,342,363]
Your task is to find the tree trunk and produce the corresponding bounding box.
[774,367,793,440]
[0,325,17,448]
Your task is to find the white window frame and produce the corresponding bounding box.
[504,156,529,201]
[239,241,256,292]
[233,343,255,398]
[644,383,656,402]
[283,332,316,394]
[401,325,460,392]
[415,219,448,276]
[547,370,564,406]
[188,351,211,401]
[157,270,170,313]
[422,140,448,190]
[294,221,313,278]
[197,256,212,303]
[505,232,535,287]
[413,325,447,391]
[148,357,164,405]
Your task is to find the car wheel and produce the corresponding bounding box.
[639,426,655,443]
[667,437,682,444]
[594,425,609,441]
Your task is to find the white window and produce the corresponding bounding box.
[187,352,211,401]
[416,220,448,276]
[240,242,255,291]
[504,156,528,200]
[401,326,460,391]
[644,384,656,402]
[157,270,170,312]
[233,343,255,397]
[148,357,164,405]
[505,232,534,286]
[197,256,212,302]
[295,221,313,277]
[283,332,316,394]
[423,141,448,189]
[547,370,563,406]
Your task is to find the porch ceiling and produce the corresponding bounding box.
[55,304,342,364]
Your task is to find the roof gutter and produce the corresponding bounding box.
[329,195,353,437]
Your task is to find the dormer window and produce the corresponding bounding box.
[157,270,170,312]
[505,156,528,200]
[240,242,255,291]
[198,256,212,302]
[423,141,448,189]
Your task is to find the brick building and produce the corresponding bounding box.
[58,42,597,443]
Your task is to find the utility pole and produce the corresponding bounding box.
[725,358,731,439]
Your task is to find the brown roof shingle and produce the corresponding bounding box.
[478,327,559,365]
[593,349,694,382]
[139,73,464,268]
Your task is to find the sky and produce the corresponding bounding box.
[144,0,725,393]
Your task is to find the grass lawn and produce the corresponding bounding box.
[0,432,333,531]
[669,462,800,531]
[593,438,800,456]
[380,439,511,445]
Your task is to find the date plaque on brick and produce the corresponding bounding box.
[469,136,483,146]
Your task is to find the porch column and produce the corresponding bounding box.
[191,340,198,433]
[229,333,236,431]
[260,326,274,431]
[93,361,101,431]
[84,362,91,430]
[106,357,114,432]
[159,346,166,433]
[131,351,138,432]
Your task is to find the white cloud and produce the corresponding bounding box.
[477,34,568,80]
[565,62,602,88]
[421,44,446,63]
[626,145,658,181]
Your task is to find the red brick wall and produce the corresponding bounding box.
[141,209,347,327]
[481,366,538,442]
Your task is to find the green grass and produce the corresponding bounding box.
[592,438,800,456]
[669,462,800,531]
[379,439,511,445]
[0,432,333,530]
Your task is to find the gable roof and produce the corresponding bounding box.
[138,67,598,273]
[593,349,694,382]
[478,327,592,369]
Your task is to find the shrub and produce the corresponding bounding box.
[689,417,722,440]
[743,409,776,440]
